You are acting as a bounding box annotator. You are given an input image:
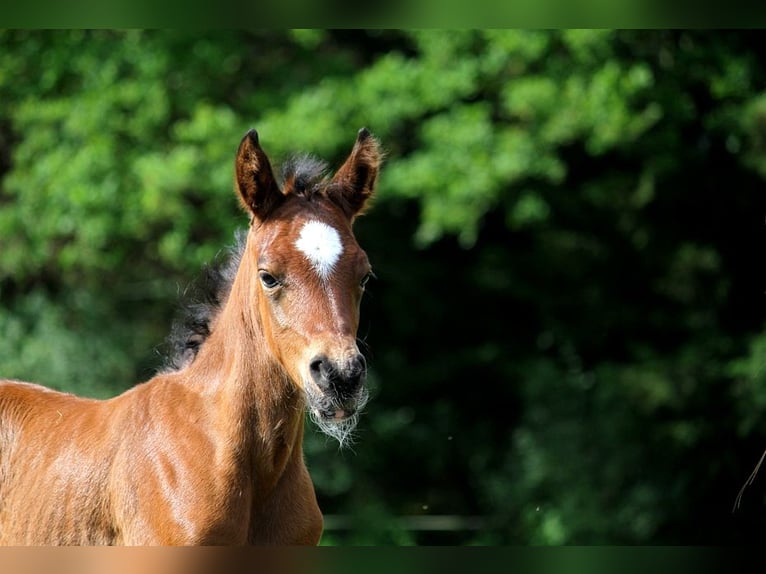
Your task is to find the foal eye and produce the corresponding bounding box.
[259,271,280,289]
[360,271,375,289]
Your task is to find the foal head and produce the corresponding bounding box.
[235,128,381,444]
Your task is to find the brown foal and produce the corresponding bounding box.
[0,127,381,545]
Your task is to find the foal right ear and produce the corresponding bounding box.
[235,129,283,222]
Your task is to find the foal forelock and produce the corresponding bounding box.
[280,153,329,197]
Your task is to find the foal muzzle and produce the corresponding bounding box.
[308,353,367,417]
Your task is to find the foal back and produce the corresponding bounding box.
[0,380,118,544]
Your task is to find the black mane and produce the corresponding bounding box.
[162,230,246,372]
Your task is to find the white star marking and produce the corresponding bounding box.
[295,221,343,280]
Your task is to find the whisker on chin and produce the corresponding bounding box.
[305,384,369,448]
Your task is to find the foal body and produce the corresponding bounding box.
[0,128,381,545]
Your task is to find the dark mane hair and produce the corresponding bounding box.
[162,230,246,372]
[279,153,329,197]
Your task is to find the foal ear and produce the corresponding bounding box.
[330,128,382,219]
[235,129,283,221]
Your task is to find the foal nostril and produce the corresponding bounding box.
[309,355,328,385]
[339,354,367,394]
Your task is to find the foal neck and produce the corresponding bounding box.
[185,247,304,465]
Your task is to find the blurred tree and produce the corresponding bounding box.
[1,30,765,544]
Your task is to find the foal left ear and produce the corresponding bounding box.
[330,128,382,219]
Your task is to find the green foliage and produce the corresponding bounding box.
[0,289,160,398]
[1,30,765,544]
